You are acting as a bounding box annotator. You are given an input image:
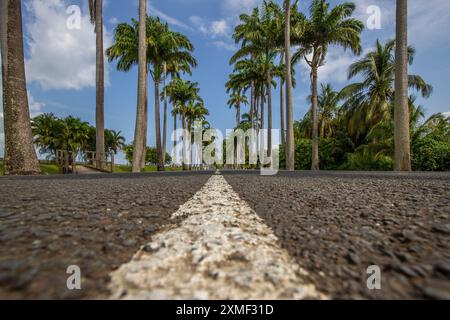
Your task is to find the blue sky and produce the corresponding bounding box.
[1,0,450,162]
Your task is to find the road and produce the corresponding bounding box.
[0,171,449,299]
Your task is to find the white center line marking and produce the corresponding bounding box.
[109,174,326,300]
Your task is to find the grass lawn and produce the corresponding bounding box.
[0,161,60,176]
[114,164,182,173]
[0,161,182,176]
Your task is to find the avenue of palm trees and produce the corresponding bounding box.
[1,0,449,175]
[227,0,448,171]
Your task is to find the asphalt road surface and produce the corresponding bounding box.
[0,170,449,299]
[0,172,212,299]
[223,171,450,299]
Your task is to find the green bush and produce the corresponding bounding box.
[412,138,450,171]
[279,138,350,170]
[341,148,394,171]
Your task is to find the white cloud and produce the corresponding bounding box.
[190,15,236,51]
[108,17,119,25]
[298,49,359,84]
[409,0,450,46]
[355,0,450,47]
[190,16,231,38]
[210,19,230,38]
[442,111,450,119]
[24,0,111,90]
[149,3,192,30]
[28,94,44,117]
[210,40,237,52]
[222,0,261,14]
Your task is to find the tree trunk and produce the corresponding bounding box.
[162,64,168,164]
[235,100,240,169]
[284,0,295,171]
[280,55,286,147]
[311,64,319,170]
[173,113,177,165]
[188,122,193,170]
[267,74,272,158]
[236,102,240,128]
[132,0,147,173]
[394,0,411,171]
[255,94,260,157]
[260,93,265,160]
[140,72,148,170]
[95,0,105,169]
[154,79,164,171]
[1,0,40,175]
[250,83,255,130]
[181,113,187,171]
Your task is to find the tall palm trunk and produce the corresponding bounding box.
[260,93,265,160]
[132,0,147,172]
[140,72,148,169]
[94,0,105,169]
[255,94,260,156]
[235,101,240,169]
[311,62,319,170]
[162,64,168,164]
[154,79,164,171]
[188,121,193,170]
[236,102,241,128]
[1,0,40,175]
[173,113,177,165]
[267,75,272,157]
[280,54,286,147]
[394,0,411,171]
[181,112,188,170]
[250,83,255,130]
[284,0,295,171]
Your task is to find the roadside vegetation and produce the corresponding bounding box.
[0,161,59,176]
[1,0,449,175]
[227,0,450,171]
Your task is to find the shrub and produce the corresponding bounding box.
[412,138,450,171]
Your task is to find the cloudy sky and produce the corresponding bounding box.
[1,0,450,160]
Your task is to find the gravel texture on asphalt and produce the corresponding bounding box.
[223,171,450,299]
[109,174,324,300]
[0,172,212,299]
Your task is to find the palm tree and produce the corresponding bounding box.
[186,99,209,169]
[32,113,60,158]
[135,0,147,172]
[167,79,200,170]
[284,0,295,171]
[149,20,196,171]
[340,40,432,146]
[106,16,147,172]
[107,16,196,171]
[231,1,287,158]
[394,0,410,171]
[315,84,340,139]
[226,79,249,128]
[0,0,40,175]
[88,0,105,169]
[297,84,340,140]
[105,129,125,155]
[162,50,196,165]
[293,0,364,170]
